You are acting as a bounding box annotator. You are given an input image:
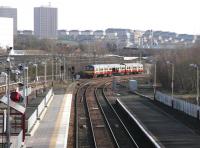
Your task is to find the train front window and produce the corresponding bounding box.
[85,66,94,71]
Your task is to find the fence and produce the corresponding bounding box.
[45,88,53,105]
[10,130,23,148]
[37,99,45,117]
[27,88,54,133]
[155,91,198,118]
[27,110,37,132]
[0,87,54,146]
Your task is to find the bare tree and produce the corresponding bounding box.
[155,46,200,93]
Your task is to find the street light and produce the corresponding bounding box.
[52,56,54,86]
[190,64,199,118]
[166,61,174,108]
[150,60,157,100]
[154,62,157,100]
[0,72,8,143]
[55,59,58,81]
[33,64,38,82]
[63,56,66,81]
[59,59,62,81]
[152,61,157,100]
[45,62,47,87]
[5,46,12,148]
[24,66,28,107]
[42,61,47,89]
[33,64,38,96]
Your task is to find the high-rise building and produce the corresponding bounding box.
[34,6,57,39]
[0,7,17,35]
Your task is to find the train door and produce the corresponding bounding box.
[136,66,139,73]
[112,67,118,75]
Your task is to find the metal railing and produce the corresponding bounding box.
[155,91,198,118]
[27,88,53,133]
[10,130,23,148]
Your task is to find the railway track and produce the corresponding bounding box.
[95,85,139,148]
[75,79,115,148]
[104,80,160,148]
[74,82,95,147]
[74,77,142,148]
[85,82,114,147]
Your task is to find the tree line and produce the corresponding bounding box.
[155,43,200,93]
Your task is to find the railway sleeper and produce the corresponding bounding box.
[79,117,87,120]
[91,107,99,110]
[95,125,105,128]
[80,124,87,129]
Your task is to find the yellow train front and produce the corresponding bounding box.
[83,65,96,78]
[83,64,113,78]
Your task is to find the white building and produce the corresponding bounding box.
[69,30,80,36]
[94,30,104,39]
[0,7,17,35]
[81,30,93,36]
[0,17,13,50]
[105,32,117,40]
[34,6,57,39]
[132,30,144,47]
[94,30,104,36]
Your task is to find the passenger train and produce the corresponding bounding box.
[83,63,144,78]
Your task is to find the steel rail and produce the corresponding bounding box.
[84,85,98,148]
[102,83,140,147]
[94,86,120,148]
[74,81,87,148]
[74,81,97,148]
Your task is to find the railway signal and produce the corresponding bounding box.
[10,91,24,103]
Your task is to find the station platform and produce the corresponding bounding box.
[118,93,200,148]
[25,83,75,148]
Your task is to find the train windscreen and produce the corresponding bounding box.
[85,65,94,71]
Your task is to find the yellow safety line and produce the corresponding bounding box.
[49,93,68,148]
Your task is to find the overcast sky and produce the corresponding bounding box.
[0,0,199,34]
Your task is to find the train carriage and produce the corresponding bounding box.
[124,63,144,74]
[83,63,143,78]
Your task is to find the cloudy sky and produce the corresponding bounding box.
[0,0,199,34]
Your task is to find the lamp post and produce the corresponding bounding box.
[33,64,38,82]
[44,62,47,88]
[33,64,38,96]
[63,56,66,81]
[23,66,28,107]
[1,71,9,147]
[42,61,47,89]
[52,57,54,86]
[153,62,157,100]
[59,59,62,81]
[150,60,157,100]
[190,64,199,118]
[150,30,153,48]
[5,47,13,147]
[55,59,58,81]
[6,67,10,148]
[167,61,174,108]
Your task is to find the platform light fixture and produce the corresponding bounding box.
[190,63,199,118]
[166,61,174,108]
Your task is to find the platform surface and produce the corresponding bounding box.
[25,83,75,148]
[119,93,200,148]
